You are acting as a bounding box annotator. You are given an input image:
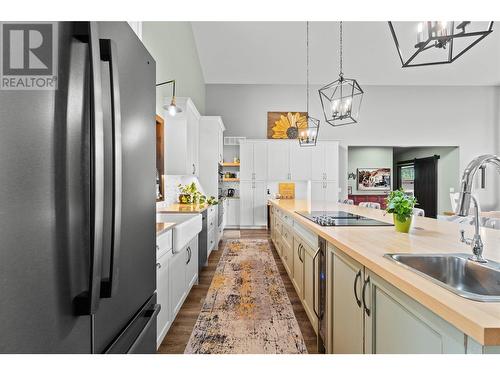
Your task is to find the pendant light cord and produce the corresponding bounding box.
[339,21,343,79]
[306,21,309,116]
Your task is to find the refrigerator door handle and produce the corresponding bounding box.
[73,21,105,316]
[99,38,123,298]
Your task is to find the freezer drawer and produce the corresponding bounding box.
[105,294,160,354]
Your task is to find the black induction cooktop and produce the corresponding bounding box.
[296,211,393,227]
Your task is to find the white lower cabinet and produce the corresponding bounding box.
[240,181,268,227]
[156,251,171,348]
[330,245,466,354]
[156,233,199,348]
[226,198,240,228]
[185,239,198,290]
[169,246,188,318]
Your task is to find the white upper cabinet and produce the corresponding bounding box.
[240,143,254,180]
[268,141,290,181]
[240,141,268,181]
[267,140,312,181]
[311,141,339,181]
[198,116,225,197]
[253,142,268,181]
[289,142,312,181]
[165,98,201,176]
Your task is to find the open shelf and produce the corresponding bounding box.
[221,162,240,167]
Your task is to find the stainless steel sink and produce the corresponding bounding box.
[384,253,500,302]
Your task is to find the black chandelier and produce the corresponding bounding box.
[318,21,364,127]
[388,21,494,68]
[298,21,320,147]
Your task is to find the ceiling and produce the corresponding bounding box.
[191,21,500,86]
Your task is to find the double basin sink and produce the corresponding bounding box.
[384,253,500,302]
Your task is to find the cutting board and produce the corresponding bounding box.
[279,183,295,199]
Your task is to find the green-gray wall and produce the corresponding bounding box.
[142,22,206,115]
[347,147,394,196]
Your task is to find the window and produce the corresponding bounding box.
[399,164,415,196]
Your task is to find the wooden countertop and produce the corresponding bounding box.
[156,222,175,236]
[269,199,500,346]
[157,203,209,213]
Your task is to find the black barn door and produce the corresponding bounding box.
[414,156,439,218]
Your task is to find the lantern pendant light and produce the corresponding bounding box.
[298,21,320,147]
[319,21,364,127]
[388,21,494,67]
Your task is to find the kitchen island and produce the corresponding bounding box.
[269,199,500,353]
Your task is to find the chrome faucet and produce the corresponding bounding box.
[457,154,500,263]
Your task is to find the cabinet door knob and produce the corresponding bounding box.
[156,262,161,269]
[156,245,159,251]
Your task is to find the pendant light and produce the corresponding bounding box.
[298,21,320,147]
[318,21,364,127]
[156,79,182,116]
[388,21,494,68]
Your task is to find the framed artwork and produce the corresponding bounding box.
[267,112,307,139]
[357,168,391,191]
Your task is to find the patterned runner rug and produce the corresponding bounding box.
[184,239,307,354]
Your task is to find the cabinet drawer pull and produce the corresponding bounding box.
[354,270,362,308]
[156,262,161,269]
[362,275,371,316]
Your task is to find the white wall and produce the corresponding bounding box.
[394,146,460,214]
[207,84,500,210]
[348,147,393,196]
[142,22,206,114]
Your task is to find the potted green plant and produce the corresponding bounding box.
[385,189,417,233]
[178,182,199,204]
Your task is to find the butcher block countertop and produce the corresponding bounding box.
[269,199,500,346]
[157,203,209,214]
[156,222,175,236]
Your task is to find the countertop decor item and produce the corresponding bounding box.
[319,21,364,127]
[385,189,417,233]
[178,182,203,204]
[388,21,494,68]
[298,21,320,147]
[156,79,182,116]
[267,111,307,139]
[279,182,295,199]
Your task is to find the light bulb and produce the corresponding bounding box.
[168,104,177,116]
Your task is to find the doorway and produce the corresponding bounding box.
[396,155,439,218]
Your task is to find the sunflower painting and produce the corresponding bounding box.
[267,112,308,139]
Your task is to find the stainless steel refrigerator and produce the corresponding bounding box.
[0,22,158,353]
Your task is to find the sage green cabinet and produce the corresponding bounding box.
[364,270,465,354]
[332,249,364,354]
[292,236,304,299]
[331,245,467,354]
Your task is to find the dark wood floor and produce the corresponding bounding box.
[157,229,318,354]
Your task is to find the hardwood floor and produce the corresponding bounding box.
[157,229,318,354]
